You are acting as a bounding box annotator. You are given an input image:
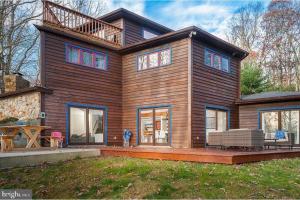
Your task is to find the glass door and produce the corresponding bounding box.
[69,106,105,144]
[139,107,170,146]
[89,109,104,144]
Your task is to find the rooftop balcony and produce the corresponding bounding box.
[42,0,122,47]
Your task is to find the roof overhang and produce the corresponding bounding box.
[236,95,300,105]
[120,26,248,59]
[0,86,53,99]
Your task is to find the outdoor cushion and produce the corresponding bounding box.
[275,130,285,140]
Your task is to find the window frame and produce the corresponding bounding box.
[137,105,172,146]
[136,47,172,71]
[204,48,230,73]
[142,27,159,39]
[65,43,108,70]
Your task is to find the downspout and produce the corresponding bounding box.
[187,31,196,148]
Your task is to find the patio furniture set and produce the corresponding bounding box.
[207,128,295,150]
[0,125,64,152]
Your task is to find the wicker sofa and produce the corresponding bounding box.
[207,129,264,148]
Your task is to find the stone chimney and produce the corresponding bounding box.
[4,73,30,93]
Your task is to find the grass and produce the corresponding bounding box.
[0,157,300,199]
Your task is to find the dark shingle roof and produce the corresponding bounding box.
[241,91,300,100]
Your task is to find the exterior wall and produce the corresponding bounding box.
[123,19,167,46]
[239,101,300,129]
[191,39,241,147]
[42,31,123,145]
[122,39,190,148]
[0,92,40,121]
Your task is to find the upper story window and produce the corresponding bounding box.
[142,28,158,39]
[137,48,171,71]
[66,43,107,70]
[205,49,229,72]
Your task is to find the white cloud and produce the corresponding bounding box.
[103,0,146,16]
[161,1,234,39]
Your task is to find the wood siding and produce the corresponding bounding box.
[122,39,190,148]
[191,39,241,147]
[239,101,300,129]
[42,31,123,145]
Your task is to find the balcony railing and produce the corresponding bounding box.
[42,0,122,46]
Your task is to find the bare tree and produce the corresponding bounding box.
[262,0,300,90]
[226,2,264,53]
[0,0,41,92]
[54,0,106,17]
[227,0,300,92]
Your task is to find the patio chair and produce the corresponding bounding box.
[50,132,64,148]
[0,135,15,152]
[264,131,295,149]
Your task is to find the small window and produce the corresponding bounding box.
[213,55,221,69]
[204,49,230,72]
[160,49,171,66]
[95,53,106,70]
[221,57,229,72]
[82,50,93,67]
[137,48,172,71]
[205,50,212,66]
[149,52,159,68]
[143,28,158,39]
[68,46,79,64]
[138,55,148,70]
[66,44,107,70]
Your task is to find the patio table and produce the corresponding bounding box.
[0,125,51,149]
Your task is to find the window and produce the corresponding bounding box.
[143,28,158,39]
[139,107,170,145]
[204,49,229,72]
[66,44,107,70]
[206,108,228,144]
[149,52,159,68]
[261,110,299,144]
[137,48,171,71]
[69,106,105,144]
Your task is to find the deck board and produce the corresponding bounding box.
[100,147,300,164]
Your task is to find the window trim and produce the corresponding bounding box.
[65,43,108,70]
[204,48,230,73]
[136,47,172,71]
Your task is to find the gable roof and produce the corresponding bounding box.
[98,8,173,34]
[236,91,300,105]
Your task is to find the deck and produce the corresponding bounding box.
[100,147,300,164]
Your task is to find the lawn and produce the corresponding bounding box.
[1,157,300,199]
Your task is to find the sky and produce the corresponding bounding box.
[103,0,270,39]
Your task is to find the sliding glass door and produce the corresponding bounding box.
[206,109,228,144]
[70,107,105,144]
[139,107,170,146]
[261,110,299,145]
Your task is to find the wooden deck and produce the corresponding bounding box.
[100,147,300,164]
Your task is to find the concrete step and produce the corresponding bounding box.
[0,148,100,169]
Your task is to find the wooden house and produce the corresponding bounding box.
[32,1,299,148]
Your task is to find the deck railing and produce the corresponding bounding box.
[42,0,122,46]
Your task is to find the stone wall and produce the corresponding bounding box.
[0,92,41,121]
[4,74,30,93]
